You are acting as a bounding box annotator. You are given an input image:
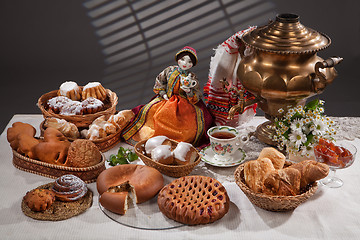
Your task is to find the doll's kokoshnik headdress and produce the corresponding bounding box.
[175,46,198,66]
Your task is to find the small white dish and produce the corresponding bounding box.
[200,145,246,167]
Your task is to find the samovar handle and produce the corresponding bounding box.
[314,56,343,92]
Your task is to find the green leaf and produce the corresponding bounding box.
[305,99,319,111]
[127,152,138,162]
[107,147,139,166]
[304,134,314,146]
[118,147,126,156]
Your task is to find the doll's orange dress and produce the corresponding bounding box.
[121,66,211,146]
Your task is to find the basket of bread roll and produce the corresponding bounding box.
[37,81,118,128]
[234,147,329,212]
[40,109,135,152]
[134,136,201,178]
[7,122,106,183]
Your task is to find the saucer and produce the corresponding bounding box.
[199,145,246,167]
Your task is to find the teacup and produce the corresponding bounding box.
[207,126,249,162]
[180,73,197,89]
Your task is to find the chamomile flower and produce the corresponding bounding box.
[312,118,328,136]
[289,131,307,149]
[272,99,335,157]
[290,119,304,133]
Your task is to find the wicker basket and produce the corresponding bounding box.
[234,161,318,212]
[37,89,118,128]
[12,150,106,183]
[40,120,121,152]
[134,139,201,178]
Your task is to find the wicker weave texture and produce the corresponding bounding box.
[234,162,318,212]
[134,139,201,178]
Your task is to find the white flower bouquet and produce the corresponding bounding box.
[271,99,336,158]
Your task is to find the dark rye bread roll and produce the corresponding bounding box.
[157,176,230,225]
[97,164,164,215]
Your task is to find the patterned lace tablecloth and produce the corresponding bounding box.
[1,115,360,240]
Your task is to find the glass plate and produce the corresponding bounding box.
[98,194,185,230]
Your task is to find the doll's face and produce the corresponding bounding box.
[178,55,193,71]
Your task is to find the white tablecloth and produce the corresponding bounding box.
[1,115,359,240]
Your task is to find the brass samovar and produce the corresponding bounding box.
[226,13,342,145]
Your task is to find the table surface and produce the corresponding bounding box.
[1,114,360,240]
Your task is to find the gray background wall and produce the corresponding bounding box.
[1,0,359,133]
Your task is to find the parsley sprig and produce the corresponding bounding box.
[107,147,138,166]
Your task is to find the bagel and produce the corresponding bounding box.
[97,164,164,215]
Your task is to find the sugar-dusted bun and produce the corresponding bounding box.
[82,116,117,140]
[158,176,230,225]
[258,147,285,169]
[52,174,88,202]
[23,189,56,212]
[47,96,71,114]
[82,82,107,101]
[81,97,104,114]
[66,139,102,168]
[97,164,163,215]
[58,81,82,101]
[59,100,83,115]
[151,145,174,165]
[144,135,171,155]
[173,142,198,165]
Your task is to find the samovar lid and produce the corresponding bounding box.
[241,13,331,54]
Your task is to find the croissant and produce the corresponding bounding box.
[44,117,80,139]
[289,160,329,189]
[263,168,301,196]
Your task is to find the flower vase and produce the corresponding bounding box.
[288,152,315,163]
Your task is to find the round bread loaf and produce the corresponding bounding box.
[81,97,104,114]
[97,164,164,215]
[52,174,88,202]
[66,139,102,167]
[157,176,230,225]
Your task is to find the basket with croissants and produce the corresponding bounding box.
[234,147,329,211]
